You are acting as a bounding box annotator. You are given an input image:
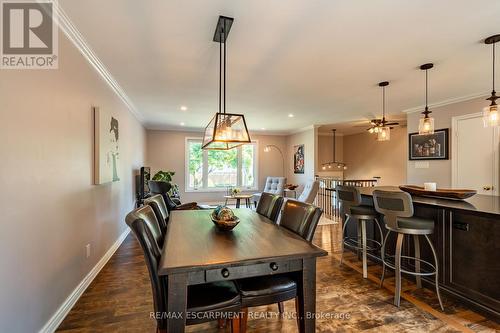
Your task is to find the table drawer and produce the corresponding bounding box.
[205,259,302,282]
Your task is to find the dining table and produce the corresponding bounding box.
[158,208,328,332]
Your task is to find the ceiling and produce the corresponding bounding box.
[60,0,500,134]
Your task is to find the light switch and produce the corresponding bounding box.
[415,161,429,169]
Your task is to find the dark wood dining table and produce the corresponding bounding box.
[158,209,328,332]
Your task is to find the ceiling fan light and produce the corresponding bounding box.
[377,126,390,141]
[483,104,499,127]
[368,128,374,134]
[418,116,435,135]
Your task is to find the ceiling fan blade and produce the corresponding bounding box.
[385,122,399,126]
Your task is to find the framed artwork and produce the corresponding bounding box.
[94,107,120,184]
[294,144,305,174]
[409,128,449,160]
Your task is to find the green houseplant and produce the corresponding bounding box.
[152,170,180,198]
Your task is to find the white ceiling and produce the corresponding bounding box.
[60,0,500,134]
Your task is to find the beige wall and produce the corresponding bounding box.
[146,130,286,203]
[0,34,146,332]
[343,127,407,185]
[407,97,486,187]
[285,127,316,192]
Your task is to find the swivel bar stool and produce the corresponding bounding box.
[336,186,384,278]
[373,190,444,310]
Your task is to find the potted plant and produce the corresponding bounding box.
[152,170,180,198]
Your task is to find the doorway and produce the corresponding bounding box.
[452,112,499,196]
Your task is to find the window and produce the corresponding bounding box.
[186,138,258,191]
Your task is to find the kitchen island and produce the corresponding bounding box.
[343,186,500,320]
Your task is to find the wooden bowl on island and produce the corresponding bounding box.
[399,185,477,200]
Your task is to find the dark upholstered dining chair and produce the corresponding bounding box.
[144,194,169,235]
[236,200,323,332]
[148,180,199,212]
[125,205,242,333]
[255,192,284,223]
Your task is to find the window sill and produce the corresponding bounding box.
[185,188,258,193]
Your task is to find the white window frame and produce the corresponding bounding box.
[185,137,259,192]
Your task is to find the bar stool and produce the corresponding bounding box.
[373,190,444,310]
[336,186,384,278]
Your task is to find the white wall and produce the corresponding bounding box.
[407,97,486,187]
[0,33,146,332]
[146,130,286,203]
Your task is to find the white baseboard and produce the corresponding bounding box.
[39,228,130,333]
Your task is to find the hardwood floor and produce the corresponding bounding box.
[57,222,499,332]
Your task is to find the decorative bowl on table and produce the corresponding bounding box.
[210,205,240,231]
[285,184,299,190]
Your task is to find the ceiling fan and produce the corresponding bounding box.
[366,82,399,134]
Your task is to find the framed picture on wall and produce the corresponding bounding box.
[294,144,305,174]
[94,107,121,184]
[409,128,449,160]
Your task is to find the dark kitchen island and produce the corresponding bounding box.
[342,186,500,320]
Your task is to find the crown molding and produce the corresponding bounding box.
[402,91,489,114]
[52,3,142,122]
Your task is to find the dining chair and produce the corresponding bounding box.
[125,205,243,333]
[144,194,169,235]
[237,200,323,332]
[255,192,284,223]
[149,180,199,212]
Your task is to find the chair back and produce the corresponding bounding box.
[335,185,362,215]
[144,194,169,234]
[148,180,177,212]
[263,177,286,195]
[256,192,283,223]
[280,200,322,242]
[297,180,319,204]
[373,190,414,230]
[125,207,167,327]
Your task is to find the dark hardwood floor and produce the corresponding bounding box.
[57,222,499,332]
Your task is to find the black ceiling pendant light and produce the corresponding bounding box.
[321,129,346,170]
[483,34,500,127]
[202,16,251,150]
[418,63,435,135]
[377,81,391,141]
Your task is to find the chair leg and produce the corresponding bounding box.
[278,302,284,317]
[413,235,422,288]
[356,219,362,261]
[380,230,390,288]
[231,314,241,333]
[339,215,351,266]
[374,218,384,249]
[239,308,248,333]
[361,219,368,278]
[394,233,404,307]
[294,297,300,330]
[425,235,444,311]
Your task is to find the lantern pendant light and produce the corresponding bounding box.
[418,63,435,135]
[483,34,500,127]
[377,81,391,141]
[202,16,251,150]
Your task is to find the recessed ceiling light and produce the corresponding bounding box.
[261,127,266,130]
[180,106,188,111]
[288,114,294,118]
[180,122,185,126]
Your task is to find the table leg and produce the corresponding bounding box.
[245,198,250,208]
[297,258,316,333]
[167,272,188,333]
[236,198,241,208]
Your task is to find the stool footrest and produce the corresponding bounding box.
[343,237,381,252]
[382,255,437,276]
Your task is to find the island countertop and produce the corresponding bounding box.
[355,186,500,217]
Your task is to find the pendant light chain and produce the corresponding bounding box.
[493,41,496,93]
[382,85,386,120]
[219,28,222,114]
[425,68,428,111]
[223,20,226,114]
